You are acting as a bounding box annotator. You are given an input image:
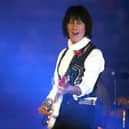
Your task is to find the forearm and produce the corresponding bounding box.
[67,85,82,96]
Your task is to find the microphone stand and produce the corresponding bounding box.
[112,71,128,129]
[111,71,117,106]
[122,108,126,129]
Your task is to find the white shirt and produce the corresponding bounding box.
[47,37,105,100]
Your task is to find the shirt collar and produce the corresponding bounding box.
[68,37,91,51]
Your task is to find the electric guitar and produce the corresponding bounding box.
[43,75,69,129]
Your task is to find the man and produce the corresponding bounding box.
[38,5,105,129]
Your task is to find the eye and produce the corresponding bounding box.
[77,20,83,24]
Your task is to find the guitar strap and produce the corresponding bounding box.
[57,48,68,80]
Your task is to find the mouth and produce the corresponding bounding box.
[72,32,79,36]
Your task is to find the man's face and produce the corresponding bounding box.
[67,18,85,43]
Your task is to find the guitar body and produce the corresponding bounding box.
[47,94,63,129]
[44,75,69,129]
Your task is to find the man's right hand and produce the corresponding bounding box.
[38,104,51,115]
[38,98,53,115]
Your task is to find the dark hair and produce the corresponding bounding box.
[62,5,92,39]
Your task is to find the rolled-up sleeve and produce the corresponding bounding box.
[74,49,105,98]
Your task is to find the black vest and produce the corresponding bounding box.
[57,42,96,86]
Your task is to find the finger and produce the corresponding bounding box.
[58,87,64,94]
[38,106,49,115]
[58,86,64,90]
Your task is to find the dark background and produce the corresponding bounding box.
[0,0,129,129]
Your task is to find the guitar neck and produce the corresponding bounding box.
[54,74,69,102]
[55,92,63,102]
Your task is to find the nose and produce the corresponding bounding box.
[72,21,78,25]
[72,21,78,28]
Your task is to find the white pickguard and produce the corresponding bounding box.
[47,94,63,129]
